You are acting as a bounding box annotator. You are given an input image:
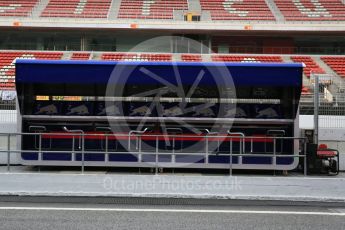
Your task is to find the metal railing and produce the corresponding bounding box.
[0,132,308,175]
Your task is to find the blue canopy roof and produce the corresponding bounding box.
[15,59,304,87]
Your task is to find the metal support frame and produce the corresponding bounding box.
[128,128,148,162]
[63,127,85,173]
[7,134,10,172]
[227,131,245,164]
[95,127,114,162]
[313,74,319,145]
[1,131,311,176]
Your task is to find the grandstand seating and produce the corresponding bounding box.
[117,0,188,19]
[2,50,343,90]
[71,52,90,60]
[101,53,172,61]
[199,0,275,21]
[0,52,63,90]
[0,0,38,17]
[275,0,345,21]
[291,56,325,78]
[181,54,202,62]
[321,56,345,78]
[212,55,283,62]
[41,0,112,18]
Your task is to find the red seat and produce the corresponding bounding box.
[200,0,275,21]
[291,56,325,78]
[275,0,345,21]
[0,51,63,90]
[0,0,38,17]
[118,0,188,20]
[41,0,112,18]
[101,52,172,62]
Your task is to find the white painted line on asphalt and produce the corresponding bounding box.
[0,207,345,216]
[0,172,344,180]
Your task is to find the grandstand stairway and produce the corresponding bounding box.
[313,56,338,77]
[264,0,285,22]
[108,0,121,19]
[31,0,50,18]
[61,52,72,60]
[188,0,202,11]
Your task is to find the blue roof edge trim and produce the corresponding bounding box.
[15,59,305,68]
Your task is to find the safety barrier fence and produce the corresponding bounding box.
[0,132,308,175]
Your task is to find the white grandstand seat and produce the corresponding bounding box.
[181,54,202,62]
[0,0,38,17]
[212,55,283,62]
[71,52,91,60]
[0,51,63,90]
[117,0,188,19]
[275,0,345,21]
[101,53,172,61]
[199,0,275,21]
[41,0,112,18]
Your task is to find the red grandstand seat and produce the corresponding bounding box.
[199,0,275,21]
[41,0,112,18]
[71,52,90,60]
[321,56,345,78]
[0,0,38,17]
[181,54,202,62]
[211,55,283,62]
[275,0,345,21]
[117,0,188,20]
[101,52,172,62]
[291,56,325,78]
[0,51,63,90]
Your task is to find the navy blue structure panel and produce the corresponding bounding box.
[16,60,303,87]
[109,153,138,162]
[43,153,72,161]
[76,153,105,161]
[243,156,272,164]
[142,154,172,163]
[175,155,205,163]
[21,152,38,160]
[208,156,239,164]
[276,157,294,165]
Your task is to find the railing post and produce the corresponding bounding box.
[72,137,75,161]
[229,137,233,176]
[105,134,108,162]
[273,138,276,166]
[304,138,307,176]
[38,133,42,161]
[7,134,10,172]
[172,135,175,163]
[205,136,208,164]
[155,135,158,175]
[273,138,276,176]
[81,134,85,174]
